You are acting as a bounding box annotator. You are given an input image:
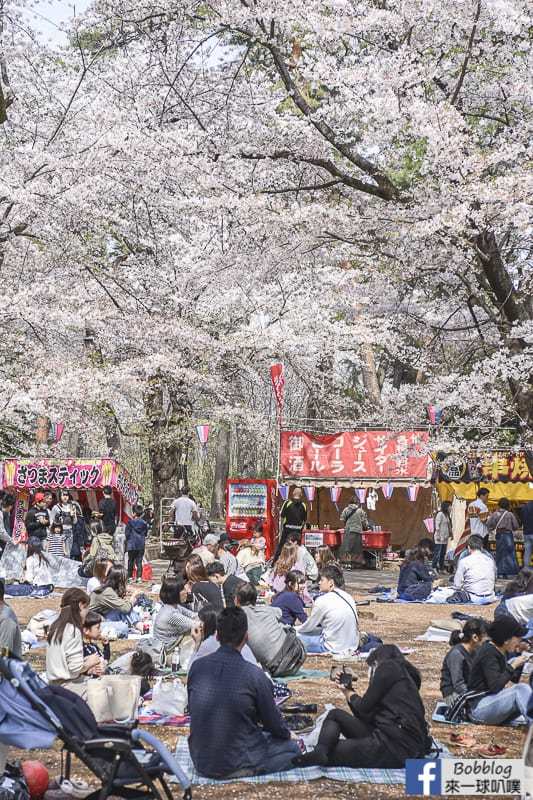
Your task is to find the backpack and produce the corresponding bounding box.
[444,689,489,723]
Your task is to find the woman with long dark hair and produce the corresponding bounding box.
[295,644,430,767]
[24,540,53,586]
[184,554,223,611]
[46,588,103,697]
[89,565,141,623]
[433,500,452,571]
[397,539,435,601]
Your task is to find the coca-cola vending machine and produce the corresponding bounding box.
[225,478,278,558]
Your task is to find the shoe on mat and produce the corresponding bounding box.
[478,744,506,757]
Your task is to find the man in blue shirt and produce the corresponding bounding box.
[187,607,299,778]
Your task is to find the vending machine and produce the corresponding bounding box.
[225,478,278,558]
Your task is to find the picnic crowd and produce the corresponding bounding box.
[1,485,533,783]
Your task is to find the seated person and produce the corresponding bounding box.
[271,570,308,626]
[295,645,430,767]
[216,534,249,581]
[251,525,266,559]
[89,565,141,624]
[440,619,487,705]
[0,579,22,657]
[397,539,435,601]
[297,565,359,654]
[46,588,103,698]
[451,534,496,603]
[192,534,219,566]
[287,532,318,581]
[267,542,306,593]
[152,577,198,648]
[82,610,111,664]
[24,541,54,587]
[237,539,266,584]
[189,605,259,667]
[236,583,306,677]
[86,558,113,595]
[495,568,533,628]
[187,607,299,778]
[184,554,224,612]
[206,561,244,607]
[467,616,532,725]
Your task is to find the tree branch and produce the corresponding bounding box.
[450,0,481,107]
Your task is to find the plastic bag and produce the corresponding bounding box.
[152,678,187,716]
[179,639,195,672]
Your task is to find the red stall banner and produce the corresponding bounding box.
[280,430,430,480]
[270,363,285,417]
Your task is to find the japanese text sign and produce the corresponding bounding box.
[280,431,429,479]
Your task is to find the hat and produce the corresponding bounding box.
[488,616,528,645]
[203,534,220,546]
[33,492,45,502]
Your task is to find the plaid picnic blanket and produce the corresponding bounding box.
[173,737,405,785]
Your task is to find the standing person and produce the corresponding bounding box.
[47,522,68,557]
[51,490,78,558]
[71,495,87,561]
[274,487,307,562]
[520,500,533,568]
[297,565,359,654]
[25,493,50,543]
[467,488,490,549]
[170,487,199,536]
[488,498,520,579]
[43,491,56,525]
[0,493,15,554]
[433,500,452,571]
[98,486,118,535]
[0,579,22,657]
[338,496,369,567]
[125,504,149,583]
[187,607,299,778]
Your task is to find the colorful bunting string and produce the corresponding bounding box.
[407,485,420,502]
[356,487,367,504]
[423,517,435,534]
[278,484,289,501]
[381,482,394,499]
[303,485,316,505]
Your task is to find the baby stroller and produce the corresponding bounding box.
[0,655,191,800]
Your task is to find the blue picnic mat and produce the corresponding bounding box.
[284,668,329,682]
[432,702,525,727]
[173,737,405,785]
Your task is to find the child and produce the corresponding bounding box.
[125,504,149,582]
[83,610,111,664]
[440,618,487,705]
[47,522,67,557]
[251,524,266,560]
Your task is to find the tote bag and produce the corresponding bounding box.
[86,674,142,723]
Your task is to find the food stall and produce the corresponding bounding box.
[279,429,434,557]
[1,457,140,542]
[436,450,533,560]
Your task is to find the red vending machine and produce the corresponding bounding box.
[225,478,278,558]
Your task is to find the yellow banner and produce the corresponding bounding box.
[437,481,533,503]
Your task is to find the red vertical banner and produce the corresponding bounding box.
[270,363,285,419]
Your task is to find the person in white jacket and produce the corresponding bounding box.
[46,588,103,698]
[24,541,53,586]
[297,565,359,653]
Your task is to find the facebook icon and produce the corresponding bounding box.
[406,760,442,795]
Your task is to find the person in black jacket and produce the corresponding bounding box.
[294,644,430,768]
[440,618,487,705]
[25,493,50,543]
[274,488,307,563]
[468,616,532,725]
[98,486,118,535]
[397,540,436,601]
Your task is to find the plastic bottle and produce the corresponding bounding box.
[171,648,181,674]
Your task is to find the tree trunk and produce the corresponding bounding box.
[144,370,191,540]
[359,343,382,406]
[476,229,533,434]
[84,324,121,456]
[210,424,231,519]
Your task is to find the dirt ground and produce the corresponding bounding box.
[6,582,527,799]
